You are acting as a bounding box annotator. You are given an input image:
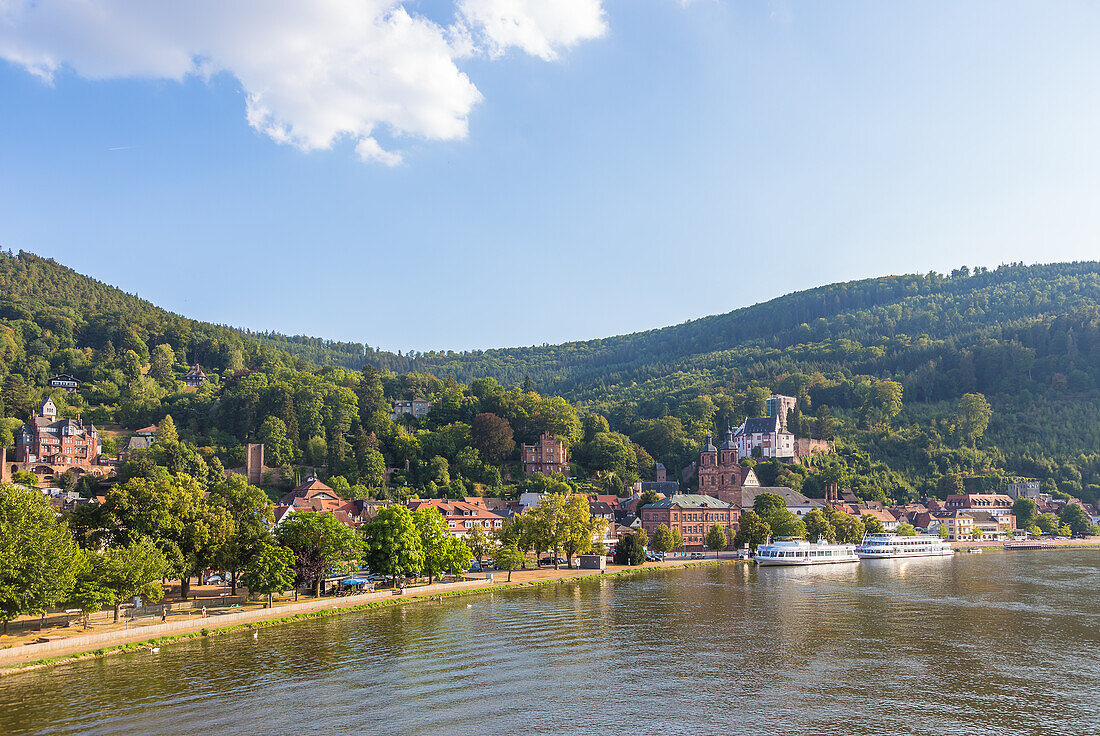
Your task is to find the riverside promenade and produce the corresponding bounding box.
[0,555,735,672]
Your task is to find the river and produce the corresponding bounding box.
[2,550,1098,735]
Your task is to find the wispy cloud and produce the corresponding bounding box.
[0,1,611,164]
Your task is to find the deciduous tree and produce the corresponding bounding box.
[84,537,168,623]
[0,484,83,632]
[804,508,836,543]
[650,524,674,555]
[705,523,727,557]
[242,543,297,607]
[861,514,886,536]
[275,511,362,597]
[492,544,524,581]
[734,510,770,550]
[361,505,424,586]
[470,413,515,464]
[1012,497,1038,530]
[956,393,993,447]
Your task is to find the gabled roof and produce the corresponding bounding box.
[733,486,824,510]
[278,476,340,505]
[857,508,898,524]
[407,498,504,521]
[122,435,155,452]
[646,493,733,510]
[735,415,781,436]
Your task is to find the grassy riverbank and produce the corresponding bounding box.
[0,557,737,677]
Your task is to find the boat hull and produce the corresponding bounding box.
[754,556,859,566]
[855,549,954,559]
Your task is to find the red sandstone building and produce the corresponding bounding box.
[639,494,737,550]
[14,398,105,469]
[696,429,761,504]
[521,432,568,476]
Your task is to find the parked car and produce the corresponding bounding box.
[538,556,568,566]
[469,561,482,572]
[689,551,704,559]
[203,574,227,585]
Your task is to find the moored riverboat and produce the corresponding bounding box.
[855,534,954,559]
[754,539,859,566]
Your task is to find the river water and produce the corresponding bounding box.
[2,550,1098,735]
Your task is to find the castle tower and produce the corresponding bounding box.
[246,443,264,485]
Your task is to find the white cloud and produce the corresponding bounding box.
[0,0,612,163]
[457,0,607,61]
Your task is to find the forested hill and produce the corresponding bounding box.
[261,261,1100,401]
[4,249,1100,504]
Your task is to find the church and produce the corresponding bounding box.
[696,428,761,504]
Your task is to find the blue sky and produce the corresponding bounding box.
[1,1,1099,352]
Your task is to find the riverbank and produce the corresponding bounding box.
[949,537,1100,550]
[0,556,738,676]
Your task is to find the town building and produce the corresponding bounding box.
[733,414,795,460]
[276,475,346,513]
[47,374,81,393]
[1006,480,1053,505]
[406,498,504,537]
[934,510,975,541]
[766,394,798,431]
[639,494,737,550]
[967,510,1016,539]
[696,429,760,504]
[655,462,668,482]
[14,398,106,471]
[183,364,207,388]
[117,424,159,462]
[521,432,568,476]
[944,494,1015,521]
[390,397,432,421]
[855,506,899,532]
[728,485,828,518]
[589,500,617,527]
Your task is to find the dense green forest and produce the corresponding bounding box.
[2,250,1099,504]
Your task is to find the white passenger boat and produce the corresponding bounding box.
[855,534,954,559]
[754,539,859,566]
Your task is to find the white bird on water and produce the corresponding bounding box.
[466,604,473,609]
[253,632,259,639]
[151,647,160,653]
